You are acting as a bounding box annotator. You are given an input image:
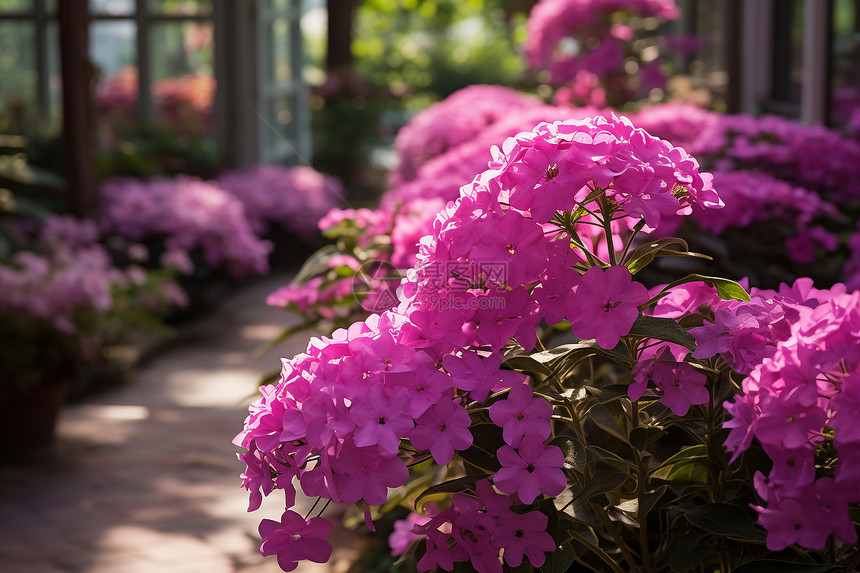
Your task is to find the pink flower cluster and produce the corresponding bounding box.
[0,244,118,333]
[100,177,272,278]
[0,215,153,333]
[632,104,860,203]
[216,165,342,238]
[391,85,541,183]
[525,0,679,104]
[391,480,557,572]
[706,280,860,550]
[690,170,838,237]
[238,115,723,571]
[96,66,216,140]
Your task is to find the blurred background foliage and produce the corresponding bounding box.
[308,0,534,202]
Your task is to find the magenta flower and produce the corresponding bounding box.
[653,361,709,416]
[259,510,333,572]
[493,510,556,567]
[349,385,414,455]
[566,265,649,349]
[329,439,409,505]
[488,383,552,447]
[410,397,473,464]
[494,436,566,504]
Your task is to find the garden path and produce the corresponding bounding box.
[0,272,362,573]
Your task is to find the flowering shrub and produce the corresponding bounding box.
[100,176,272,279]
[631,103,860,203]
[216,165,343,238]
[0,215,182,392]
[96,66,216,141]
[525,0,680,106]
[264,97,601,329]
[236,115,860,571]
[392,85,542,183]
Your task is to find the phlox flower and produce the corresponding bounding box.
[493,510,555,568]
[494,435,566,504]
[488,383,552,447]
[388,503,439,556]
[259,510,333,572]
[237,445,296,512]
[410,397,473,464]
[566,265,649,349]
[417,529,455,572]
[829,373,860,444]
[443,351,527,402]
[349,386,414,455]
[631,348,708,415]
[329,438,409,505]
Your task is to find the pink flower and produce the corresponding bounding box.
[654,361,709,416]
[349,385,415,455]
[566,265,649,349]
[493,510,555,567]
[443,351,527,402]
[494,436,566,504]
[410,397,473,464]
[259,510,333,572]
[488,383,552,446]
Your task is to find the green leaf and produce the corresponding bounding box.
[588,400,629,444]
[555,487,598,525]
[578,470,629,502]
[628,315,697,352]
[550,435,587,472]
[414,473,490,509]
[586,384,629,404]
[730,561,844,573]
[684,503,766,541]
[625,237,712,275]
[503,354,554,377]
[637,485,667,518]
[629,426,667,450]
[539,542,577,573]
[653,444,708,473]
[458,423,504,472]
[668,532,710,573]
[532,339,634,366]
[667,461,710,485]
[660,274,751,303]
[291,244,341,284]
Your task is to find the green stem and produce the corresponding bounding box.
[599,197,618,265]
[631,402,652,573]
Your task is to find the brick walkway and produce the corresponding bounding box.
[0,273,361,573]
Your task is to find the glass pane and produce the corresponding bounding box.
[91,20,138,142]
[831,0,859,123]
[150,21,215,138]
[270,17,292,86]
[264,95,294,162]
[0,0,32,13]
[45,0,55,14]
[148,0,212,15]
[0,22,36,130]
[89,0,134,15]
